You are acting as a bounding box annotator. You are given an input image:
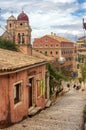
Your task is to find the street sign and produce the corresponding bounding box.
[72,72,76,78]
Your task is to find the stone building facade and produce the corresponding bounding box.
[76,37,86,78]
[2,11,32,55]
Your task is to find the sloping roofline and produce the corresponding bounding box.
[34,34,73,43]
[0,48,46,75]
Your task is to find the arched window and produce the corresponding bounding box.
[22,33,24,44]
[18,33,21,44]
[50,44,53,47]
[56,44,58,47]
[56,51,58,54]
[20,23,23,26]
[45,51,47,55]
[45,44,48,47]
[9,23,12,28]
[50,51,52,54]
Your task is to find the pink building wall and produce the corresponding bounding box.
[0,64,46,127]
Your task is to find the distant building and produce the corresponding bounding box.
[1,11,32,55]
[76,36,86,78]
[33,32,75,71]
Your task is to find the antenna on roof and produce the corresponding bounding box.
[22,7,24,13]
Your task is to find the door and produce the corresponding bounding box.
[28,78,33,108]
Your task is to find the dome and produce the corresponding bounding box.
[8,15,16,21]
[17,11,29,21]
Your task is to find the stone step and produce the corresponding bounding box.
[45,99,52,108]
[28,107,41,116]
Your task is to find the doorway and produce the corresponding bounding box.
[28,77,33,108]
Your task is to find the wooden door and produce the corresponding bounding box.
[28,78,33,108]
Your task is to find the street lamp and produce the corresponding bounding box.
[58,56,66,72]
[58,56,66,64]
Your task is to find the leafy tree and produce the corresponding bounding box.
[0,38,18,51]
[46,63,67,95]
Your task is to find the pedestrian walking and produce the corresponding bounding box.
[67,83,70,90]
[73,84,76,89]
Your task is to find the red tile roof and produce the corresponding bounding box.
[0,49,45,72]
[47,35,73,43]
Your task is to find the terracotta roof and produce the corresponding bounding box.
[32,49,55,61]
[0,49,45,72]
[47,35,73,43]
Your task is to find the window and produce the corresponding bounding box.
[50,51,52,54]
[56,51,58,54]
[20,23,23,26]
[50,44,53,47]
[9,23,12,28]
[45,44,48,47]
[14,82,22,104]
[56,44,58,47]
[18,33,21,44]
[22,33,24,44]
[45,51,47,55]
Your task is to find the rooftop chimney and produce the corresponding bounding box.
[51,32,53,35]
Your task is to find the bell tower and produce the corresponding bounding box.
[2,11,32,55]
[15,11,32,45]
[6,15,16,42]
[15,11,32,55]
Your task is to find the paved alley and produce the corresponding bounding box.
[3,89,86,130]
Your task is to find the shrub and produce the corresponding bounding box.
[46,63,67,95]
[0,38,18,51]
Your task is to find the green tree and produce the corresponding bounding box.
[0,38,18,51]
[46,63,67,95]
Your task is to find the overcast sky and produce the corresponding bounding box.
[0,0,86,43]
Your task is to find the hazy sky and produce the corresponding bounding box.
[0,0,86,42]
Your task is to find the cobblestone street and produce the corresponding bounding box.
[3,89,86,130]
